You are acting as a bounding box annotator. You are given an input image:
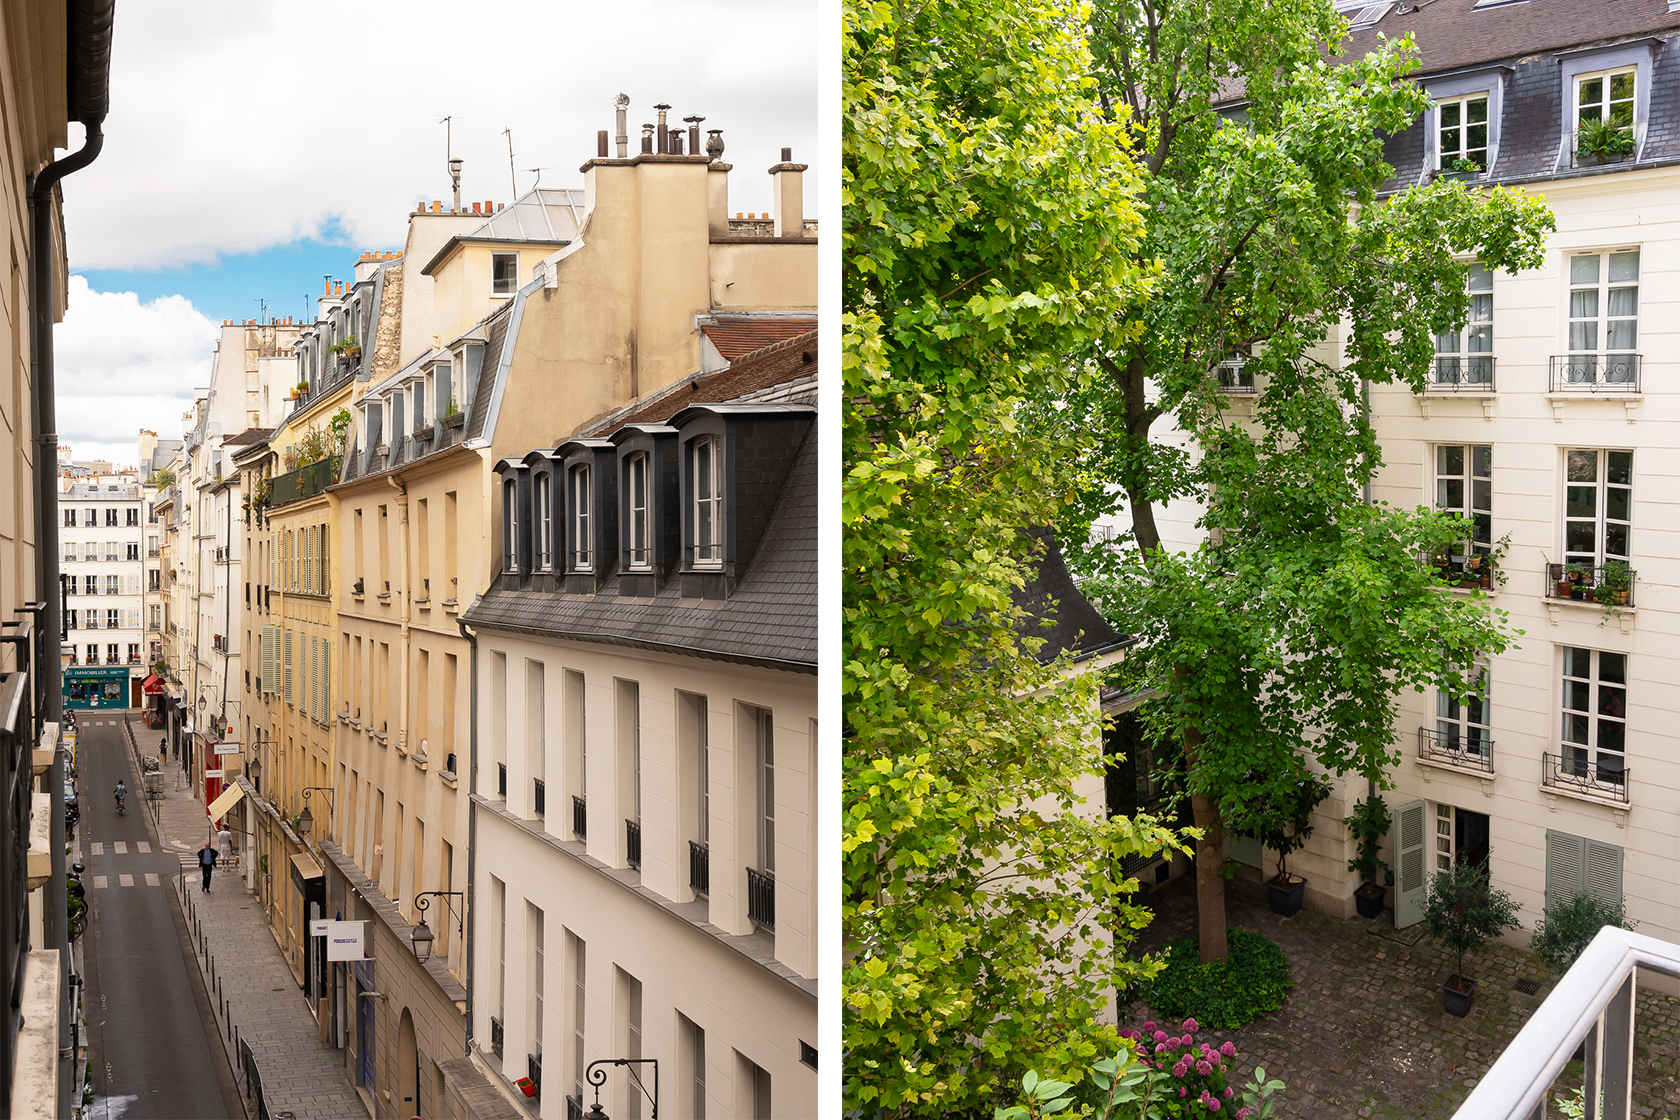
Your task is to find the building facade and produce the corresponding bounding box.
[58,483,146,708]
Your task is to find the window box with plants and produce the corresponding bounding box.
[1437,156,1483,183]
[1344,795,1392,920]
[440,397,465,430]
[1594,560,1632,608]
[329,335,362,363]
[1574,118,1635,167]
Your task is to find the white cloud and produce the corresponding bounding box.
[61,0,820,271]
[54,276,217,466]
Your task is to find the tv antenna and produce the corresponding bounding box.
[503,127,518,201]
[524,166,553,190]
[442,116,462,210]
[254,297,269,324]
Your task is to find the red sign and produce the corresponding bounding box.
[141,674,165,696]
[205,774,223,821]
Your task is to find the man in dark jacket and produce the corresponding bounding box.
[198,840,217,892]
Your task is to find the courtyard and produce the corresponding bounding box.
[1124,876,1680,1118]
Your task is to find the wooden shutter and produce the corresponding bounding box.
[323,641,332,720]
[1585,839,1623,910]
[312,636,322,721]
[320,525,329,597]
[284,629,293,705]
[1394,799,1428,929]
[260,626,274,693]
[1545,829,1585,910]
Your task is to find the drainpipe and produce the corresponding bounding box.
[457,616,479,1059]
[31,116,107,1118]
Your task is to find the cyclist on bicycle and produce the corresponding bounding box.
[113,779,126,809]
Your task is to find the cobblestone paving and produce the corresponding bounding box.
[1125,877,1680,1119]
[123,716,366,1120]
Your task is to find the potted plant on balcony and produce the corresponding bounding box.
[1344,795,1392,919]
[1421,860,1522,1017]
[1574,118,1635,166]
[1244,771,1333,917]
[1594,560,1632,608]
[1564,562,1594,601]
[1439,156,1482,182]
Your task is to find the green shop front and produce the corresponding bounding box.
[65,665,135,710]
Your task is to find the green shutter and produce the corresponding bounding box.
[284,629,293,705]
[1545,829,1586,910]
[1394,799,1427,928]
[1585,839,1624,909]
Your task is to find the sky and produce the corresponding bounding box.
[56,0,819,467]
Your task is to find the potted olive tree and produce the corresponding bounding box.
[1422,860,1522,1016]
[1245,772,1333,918]
[1344,795,1392,919]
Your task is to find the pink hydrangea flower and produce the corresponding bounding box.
[1154,1030,1169,1043]
[1207,1101,1222,1113]
[1221,1041,1237,1058]
[1224,1087,1235,1099]
[1143,1021,1156,1032]
[1178,1087,1187,1098]
[1197,1060,1213,1076]
[1183,1018,1198,1033]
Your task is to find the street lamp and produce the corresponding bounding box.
[296,786,334,838]
[580,1058,659,1119]
[411,891,463,963]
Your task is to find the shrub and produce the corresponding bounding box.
[1531,891,1635,976]
[1421,860,1522,981]
[1142,928,1293,1031]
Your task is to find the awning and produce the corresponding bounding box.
[290,852,323,881]
[141,674,165,696]
[207,782,245,820]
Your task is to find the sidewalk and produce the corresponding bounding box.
[124,717,367,1120]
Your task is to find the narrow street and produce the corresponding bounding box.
[75,715,243,1119]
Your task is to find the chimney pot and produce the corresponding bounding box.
[432,200,442,213]
[473,202,481,214]
[641,124,654,154]
[335,281,344,296]
[782,147,792,162]
[706,128,725,161]
[670,132,684,155]
[597,130,609,158]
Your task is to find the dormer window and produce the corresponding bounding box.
[1577,69,1634,137]
[1437,94,1488,172]
[570,466,593,572]
[626,453,651,570]
[503,478,520,572]
[492,252,518,296]
[535,473,554,571]
[693,435,723,569]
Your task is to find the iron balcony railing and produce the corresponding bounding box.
[1451,926,1679,1120]
[1542,751,1629,804]
[533,778,545,816]
[1214,358,1256,393]
[0,609,45,1110]
[746,866,775,931]
[1546,563,1635,607]
[1417,727,1494,773]
[567,1096,583,1120]
[689,841,709,896]
[527,1054,542,1101]
[626,819,641,870]
[490,1016,504,1058]
[497,763,506,798]
[572,795,587,840]
[1429,355,1496,391]
[268,455,341,509]
[1549,353,1641,393]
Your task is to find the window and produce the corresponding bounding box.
[67,610,78,630]
[63,509,76,528]
[83,509,95,527]
[627,453,650,569]
[568,932,587,1107]
[1569,251,1639,364]
[570,467,591,571]
[693,436,723,568]
[412,383,424,432]
[106,643,119,665]
[106,575,119,596]
[682,1016,707,1120]
[126,543,139,561]
[756,708,775,876]
[492,252,519,296]
[105,508,117,527]
[529,904,545,1065]
[1437,93,1489,172]
[1437,668,1490,760]
[86,644,98,664]
[1563,449,1631,568]
[1561,647,1625,787]
[126,508,139,526]
[1576,69,1634,137]
[1435,445,1491,564]
[503,479,519,572]
[128,643,140,663]
[84,575,96,596]
[535,474,553,570]
[107,609,119,630]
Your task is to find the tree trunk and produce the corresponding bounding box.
[1183,725,1229,965]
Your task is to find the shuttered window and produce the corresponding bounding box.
[284,629,293,705]
[1545,829,1623,911]
[261,625,278,693]
[323,641,333,721]
[1394,799,1428,929]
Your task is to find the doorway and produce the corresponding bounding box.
[1434,802,1489,872]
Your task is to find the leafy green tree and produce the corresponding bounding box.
[1422,861,1523,983]
[1047,1,1555,963]
[844,0,1184,1114]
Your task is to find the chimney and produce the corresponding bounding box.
[641,124,654,154]
[684,115,703,156]
[323,278,332,296]
[614,93,630,158]
[770,148,808,237]
[449,157,463,212]
[597,130,609,158]
[655,103,672,152]
[432,200,443,213]
[335,281,344,296]
[706,129,725,162]
[670,131,684,155]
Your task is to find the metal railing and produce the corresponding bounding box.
[1545,563,1635,607]
[572,795,587,840]
[528,1053,542,1101]
[497,763,506,798]
[626,820,641,870]
[1542,752,1629,804]
[1417,726,1494,773]
[533,778,545,816]
[1549,354,1641,393]
[746,866,775,930]
[490,1015,504,1058]
[268,455,341,509]
[566,1096,583,1120]
[0,610,44,1111]
[689,841,709,896]
[1451,926,1679,1119]
[1429,355,1496,391]
[1214,358,1255,393]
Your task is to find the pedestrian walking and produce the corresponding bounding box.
[217,825,233,866]
[158,737,167,764]
[198,840,216,892]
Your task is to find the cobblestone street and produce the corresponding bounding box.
[1125,876,1680,1119]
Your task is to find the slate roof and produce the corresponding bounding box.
[1017,530,1132,663]
[462,416,818,672]
[418,187,585,275]
[700,318,817,361]
[581,329,818,437]
[223,427,272,447]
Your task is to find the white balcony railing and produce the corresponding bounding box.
[1451,925,1680,1119]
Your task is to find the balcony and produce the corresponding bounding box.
[689,840,709,896]
[1417,727,1493,774]
[1545,563,1634,609]
[626,819,641,870]
[268,455,341,509]
[533,778,545,816]
[1427,355,1495,392]
[1549,353,1641,393]
[1542,751,1629,807]
[526,1054,541,1101]
[1214,358,1255,394]
[572,795,587,840]
[490,1015,503,1059]
[746,866,775,931]
[1450,926,1677,1119]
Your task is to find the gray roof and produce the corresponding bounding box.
[1016,530,1131,663]
[462,417,817,672]
[419,188,585,275]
